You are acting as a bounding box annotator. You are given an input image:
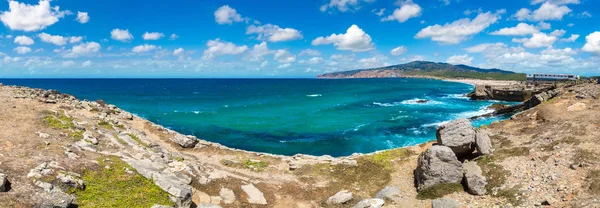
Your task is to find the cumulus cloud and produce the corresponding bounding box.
[214,5,244,24]
[173,48,185,56]
[0,0,66,31]
[13,46,32,54]
[203,39,248,59]
[381,1,422,23]
[244,42,272,62]
[246,24,303,42]
[274,49,296,63]
[372,8,385,16]
[131,44,157,53]
[446,54,473,65]
[549,29,566,37]
[514,2,571,21]
[14,35,34,45]
[390,46,407,56]
[69,36,83,44]
[76,11,89,24]
[142,32,165,40]
[312,24,374,52]
[82,60,92,67]
[582,32,600,55]
[357,56,389,68]
[38,33,67,45]
[169,34,179,40]
[320,0,374,13]
[63,42,101,58]
[512,33,557,48]
[530,0,579,5]
[560,34,579,42]
[111,28,133,42]
[415,11,502,44]
[298,49,321,56]
[490,23,539,36]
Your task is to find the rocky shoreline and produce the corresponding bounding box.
[0,82,599,207]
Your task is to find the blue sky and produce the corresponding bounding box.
[0,0,599,78]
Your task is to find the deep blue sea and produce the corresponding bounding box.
[0,78,514,156]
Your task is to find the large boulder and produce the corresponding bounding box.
[353,198,385,208]
[436,119,476,156]
[475,129,493,155]
[0,173,7,192]
[462,161,487,195]
[241,184,267,205]
[431,198,460,208]
[415,146,463,191]
[170,134,199,148]
[375,186,401,202]
[326,190,353,205]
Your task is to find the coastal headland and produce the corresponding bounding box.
[0,80,599,208]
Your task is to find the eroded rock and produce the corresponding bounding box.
[431,198,460,208]
[57,173,85,190]
[462,161,487,195]
[170,134,199,148]
[375,186,401,202]
[353,198,384,208]
[436,119,476,156]
[219,187,236,204]
[0,173,8,192]
[326,190,353,205]
[475,129,493,155]
[241,183,267,205]
[415,146,463,191]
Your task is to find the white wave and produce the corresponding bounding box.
[193,111,200,114]
[455,106,494,118]
[444,94,469,100]
[401,98,444,105]
[306,94,322,97]
[373,102,401,107]
[421,121,450,128]
[390,115,409,121]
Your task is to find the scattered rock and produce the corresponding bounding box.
[197,204,222,208]
[36,132,51,139]
[375,186,401,202]
[326,190,353,205]
[151,205,174,208]
[56,173,85,190]
[36,189,75,208]
[436,118,476,156]
[241,184,267,205]
[219,188,236,204]
[414,146,463,191]
[0,173,7,192]
[28,162,56,179]
[45,99,57,104]
[567,102,586,111]
[353,198,385,208]
[462,161,487,195]
[431,198,460,208]
[83,131,98,145]
[170,134,199,148]
[331,159,358,167]
[474,129,493,155]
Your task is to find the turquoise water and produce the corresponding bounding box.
[0,78,514,156]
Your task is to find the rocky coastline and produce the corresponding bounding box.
[0,82,599,207]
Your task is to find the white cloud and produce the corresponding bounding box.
[260,61,268,68]
[0,0,65,31]
[203,39,248,59]
[142,32,164,40]
[69,36,83,44]
[274,49,296,63]
[246,24,303,42]
[299,49,321,56]
[415,11,502,44]
[578,11,592,18]
[131,44,157,53]
[372,8,385,16]
[14,35,34,45]
[537,21,551,30]
[560,34,579,42]
[173,48,185,56]
[582,32,600,55]
[245,42,272,62]
[312,24,374,52]
[490,23,539,36]
[38,33,67,45]
[63,42,101,58]
[76,11,89,24]
[446,54,473,65]
[512,33,557,48]
[515,2,571,21]
[549,29,566,37]
[390,46,407,56]
[381,1,422,23]
[530,0,579,5]
[13,46,31,54]
[304,57,324,64]
[278,63,291,69]
[82,60,92,67]
[111,28,133,42]
[357,56,389,68]
[214,5,244,25]
[320,0,374,12]
[62,60,75,67]
[169,34,179,40]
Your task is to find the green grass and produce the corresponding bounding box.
[71,157,174,207]
[416,183,464,199]
[477,156,523,206]
[98,121,114,130]
[496,186,523,206]
[113,133,128,145]
[115,124,125,130]
[494,147,530,160]
[43,111,75,129]
[242,159,269,172]
[71,130,85,140]
[361,148,413,169]
[128,133,149,148]
[586,170,600,196]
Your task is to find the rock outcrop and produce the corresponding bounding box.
[436,119,476,157]
[462,161,487,195]
[170,134,199,148]
[353,198,384,208]
[414,146,463,191]
[475,129,493,155]
[375,186,402,202]
[241,183,267,205]
[432,198,460,208]
[0,173,7,192]
[326,190,353,205]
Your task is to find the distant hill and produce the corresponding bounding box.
[317,61,526,81]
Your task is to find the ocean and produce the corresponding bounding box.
[0,78,515,157]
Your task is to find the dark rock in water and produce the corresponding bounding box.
[415,146,463,191]
[415,99,429,103]
[436,119,476,157]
